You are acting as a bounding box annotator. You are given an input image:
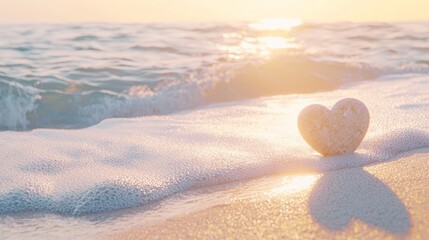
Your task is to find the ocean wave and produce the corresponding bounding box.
[0,80,39,130]
[0,57,378,130]
[205,57,378,102]
[130,45,183,54]
[0,22,428,131]
[70,35,100,41]
[2,55,429,131]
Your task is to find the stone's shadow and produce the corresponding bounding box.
[308,168,410,233]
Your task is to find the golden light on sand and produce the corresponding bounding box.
[270,175,319,195]
[249,18,303,31]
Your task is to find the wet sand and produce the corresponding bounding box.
[115,148,429,239]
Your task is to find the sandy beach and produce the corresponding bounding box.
[116,148,429,239]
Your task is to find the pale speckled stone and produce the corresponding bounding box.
[298,98,370,156]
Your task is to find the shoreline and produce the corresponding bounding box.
[115,148,429,239]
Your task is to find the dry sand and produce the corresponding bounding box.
[115,148,429,239]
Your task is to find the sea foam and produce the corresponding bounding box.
[0,74,428,215]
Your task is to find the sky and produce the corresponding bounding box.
[0,0,428,23]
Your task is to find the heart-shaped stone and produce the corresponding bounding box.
[298,98,370,156]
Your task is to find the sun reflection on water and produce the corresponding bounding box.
[218,18,301,59]
[258,36,298,49]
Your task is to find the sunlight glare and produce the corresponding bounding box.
[258,37,297,49]
[249,18,303,31]
[270,175,318,195]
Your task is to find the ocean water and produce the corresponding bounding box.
[1,20,429,238]
[1,21,429,130]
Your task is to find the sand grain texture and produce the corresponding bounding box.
[116,149,429,240]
